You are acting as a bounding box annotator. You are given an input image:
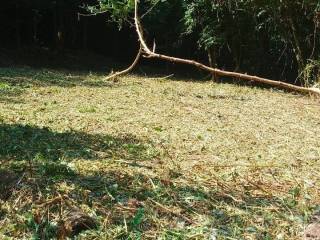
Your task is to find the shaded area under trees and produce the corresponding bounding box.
[2,0,320,86]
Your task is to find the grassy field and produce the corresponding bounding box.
[0,67,320,239]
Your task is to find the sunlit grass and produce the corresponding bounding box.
[0,67,319,239]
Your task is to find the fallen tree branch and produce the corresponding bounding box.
[133,0,320,96]
[104,45,142,81]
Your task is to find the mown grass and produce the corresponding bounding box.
[0,66,320,239]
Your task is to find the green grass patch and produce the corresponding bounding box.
[0,67,320,239]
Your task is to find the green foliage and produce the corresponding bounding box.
[88,0,135,26]
[182,0,224,50]
[130,207,144,234]
[299,59,320,87]
[89,0,165,27]
[0,82,22,96]
[25,213,57,240]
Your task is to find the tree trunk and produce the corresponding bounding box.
[288,18,306,74]
[233,42,242,72]
[32,10,39,45]
[70,12,78,47]
[208,47,219,81]
[15,4,21,49]
[54,0,64,51]
[82,18,88,51]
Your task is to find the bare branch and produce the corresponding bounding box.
[104,45,142,81]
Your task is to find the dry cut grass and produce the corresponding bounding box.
[0,67,320,239]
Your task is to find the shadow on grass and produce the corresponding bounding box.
[0,67,115,89]
[0,123,157,163]
[0,80,25,103]
[16,168,303,239]
[0,124,311,239]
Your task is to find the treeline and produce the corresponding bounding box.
[1,0,320,85]
[1,0,88,49]
[180,0,320,85]
[97,0,320,85]
[0,0,139,60]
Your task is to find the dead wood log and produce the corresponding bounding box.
[132,0,320,96]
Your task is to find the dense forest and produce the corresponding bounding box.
[1,0,320,85]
